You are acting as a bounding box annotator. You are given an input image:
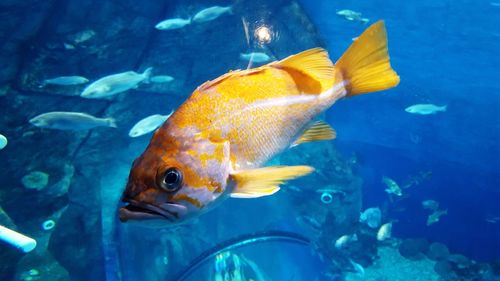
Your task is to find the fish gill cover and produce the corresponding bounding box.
[0,0,499,281]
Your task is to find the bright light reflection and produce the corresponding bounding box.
[254,25,272,44]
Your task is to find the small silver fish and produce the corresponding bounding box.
[192,6,232,23]
[155,18,191,30]
[336,9,370,23]
[405,104,447,115]
[359,207,382,228]
[128,111,173,137]
[382,176,402,196]
[427,209,447,226]
[422,199,439,211]
[349,259,365,276]
[239,52,271,63]
[69,29,96,44]
[81,68,152,98]
[335,234,358,249]
[0,134,7,150]
[377,222,392,241]
[64,43,76,50]
[42,76,89,86]
[150,75,174,83]
[30,112,117,130]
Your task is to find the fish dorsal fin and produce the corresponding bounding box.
[230,165,314,198]
[291,121,336,147]
[197,68,264,92]
[272,48,335,86]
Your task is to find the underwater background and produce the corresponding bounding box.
[0,0,498,280]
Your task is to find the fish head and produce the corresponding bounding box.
[29,116,49,127]
[405,106,416,113]
[119,130,231,225]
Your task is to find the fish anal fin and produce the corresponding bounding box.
[291,121,336,147]
[272,48,335,93]
[230,165,314,198]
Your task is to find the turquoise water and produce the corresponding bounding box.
[0,0,498,280]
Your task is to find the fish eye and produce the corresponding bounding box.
[157,167,183,192]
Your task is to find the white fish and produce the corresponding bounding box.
[0,134,7,150]
[150,75,174,83]
[42,76,89,86]
[155,18,191,30]
[63,43,76,50]
[81,68,152,98]
[335,234,357,249]
[69,29,96,44]
[29,112,117,130]
[377,222,392,241]
[427,209,447,226]
[382,176,402,196]
[336,9,369,23]
[128,111,173,138]
[349,259,365,276]
[192,6,232,23]
[422,199,439,211]
[359,207,382,228]
[239,52,271,63]
[405,104,447,115]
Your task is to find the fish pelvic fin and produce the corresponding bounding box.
[272,48,335,93]
[229,165,314,198]
[336,20,400,96]
[291,121,336,147]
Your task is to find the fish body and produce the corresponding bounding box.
[42,76,89,86]
[377,222,392,241]
[382,176,402,196]
[240,52,271,63]
[336,9,369,23]
[192,6,232,23]
[81,68,152,98]
[129,112,173,138]
[427,209,447,226]
[359,207,382,228]
[405,104,447,115]
[29,112,116,130]
[335,234,357,249]
[119,21,400,224]
[0,134,7,150]
[150,75,175,83]
[155,18,191,30]
[422,199,439,211]
[349,259,365,276]
[69,29,95,44]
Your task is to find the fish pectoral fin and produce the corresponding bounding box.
[98,85,110,92]
[229,165,314,198]
[291,121,336,147]
[272,48,335,85]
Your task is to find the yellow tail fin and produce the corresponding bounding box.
[335,20,400,96]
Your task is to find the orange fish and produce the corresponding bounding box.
[119,21,400,224]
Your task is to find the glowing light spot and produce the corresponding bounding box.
[255,25,272,44]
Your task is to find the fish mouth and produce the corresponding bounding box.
[119,199,186,222]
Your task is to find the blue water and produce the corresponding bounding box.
[0,0,499,280]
